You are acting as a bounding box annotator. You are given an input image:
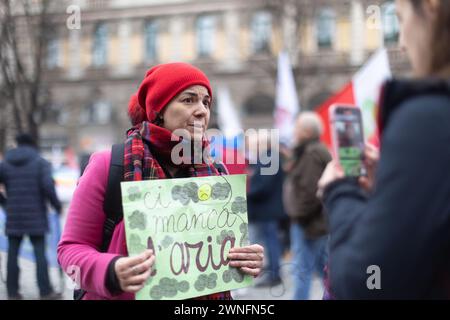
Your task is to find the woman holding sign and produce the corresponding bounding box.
[58,63,264,300]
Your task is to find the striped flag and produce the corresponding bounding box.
[274,51,300,146]
[316,48,392,148]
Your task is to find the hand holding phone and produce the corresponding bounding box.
[329,104,366,177]
[359,143,380,191]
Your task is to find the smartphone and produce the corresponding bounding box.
[329,104,366,177]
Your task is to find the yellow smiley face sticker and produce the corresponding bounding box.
[198,184,212,201]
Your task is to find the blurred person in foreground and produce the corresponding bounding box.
[0,133,62,300]
[318,0,450,299]
[57,63,264,300]
[283,112,332,299]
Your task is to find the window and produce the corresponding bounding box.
[94,100,112,124]
[40,102,69,125]
[316,8,336,49]
[244,94,274,115]
[144,21,159,62]
[196,15,216,57]
[251,11,272,54]
[79,100,112,125]
[92,23,108,67]
[56,108,70,125]
[46,34,60,69]
[382,1,399,44]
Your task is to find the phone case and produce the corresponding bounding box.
[329,104,366,176]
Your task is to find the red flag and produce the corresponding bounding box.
[315,83,355,148]
[315,49,390,150]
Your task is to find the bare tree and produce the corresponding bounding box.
[253,0,314,79]
[0,0,55,152]
[267,0,307,66]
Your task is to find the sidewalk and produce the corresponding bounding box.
[0,251,72,300]
[231,257,324,300]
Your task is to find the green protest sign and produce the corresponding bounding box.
[121,174,252,300]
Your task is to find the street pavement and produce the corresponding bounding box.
[0,250,324,300]
[0,251,72,300]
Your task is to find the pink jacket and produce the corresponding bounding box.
[57,151,133,300]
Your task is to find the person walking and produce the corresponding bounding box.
[0,133,62,300]
[283,112,332,300]
[247,134,286,287]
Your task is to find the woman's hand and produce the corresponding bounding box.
[114,249,155,293]
[359,143,380,192]
[227,244,264,277]
[317,143,380,198]
[317,160,345,199]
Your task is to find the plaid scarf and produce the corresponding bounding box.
[124,121,232,300]
[124,121,220,180]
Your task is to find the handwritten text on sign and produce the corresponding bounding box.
[121,174,252,300]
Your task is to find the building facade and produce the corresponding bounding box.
[32,0,408,158]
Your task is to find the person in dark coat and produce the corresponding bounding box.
[283,112,332,299]
[0,189,6,207]
[247,133,286,287]
[0,133,62,299]
[317,0,450,299]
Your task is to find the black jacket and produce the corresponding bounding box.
[247,149,287,222]
[323,78,450,299]
[0,145,61,236]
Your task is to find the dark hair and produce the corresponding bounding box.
[410,0,450,75]
[15,133,36,147]
[152,113,164,127]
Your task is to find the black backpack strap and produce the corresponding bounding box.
[74,143,124,300]
[101,143,125,252]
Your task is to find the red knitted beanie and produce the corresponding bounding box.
[137,63,213,123]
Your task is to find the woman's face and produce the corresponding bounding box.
[396,0,436,77]
[161,85,211,141]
